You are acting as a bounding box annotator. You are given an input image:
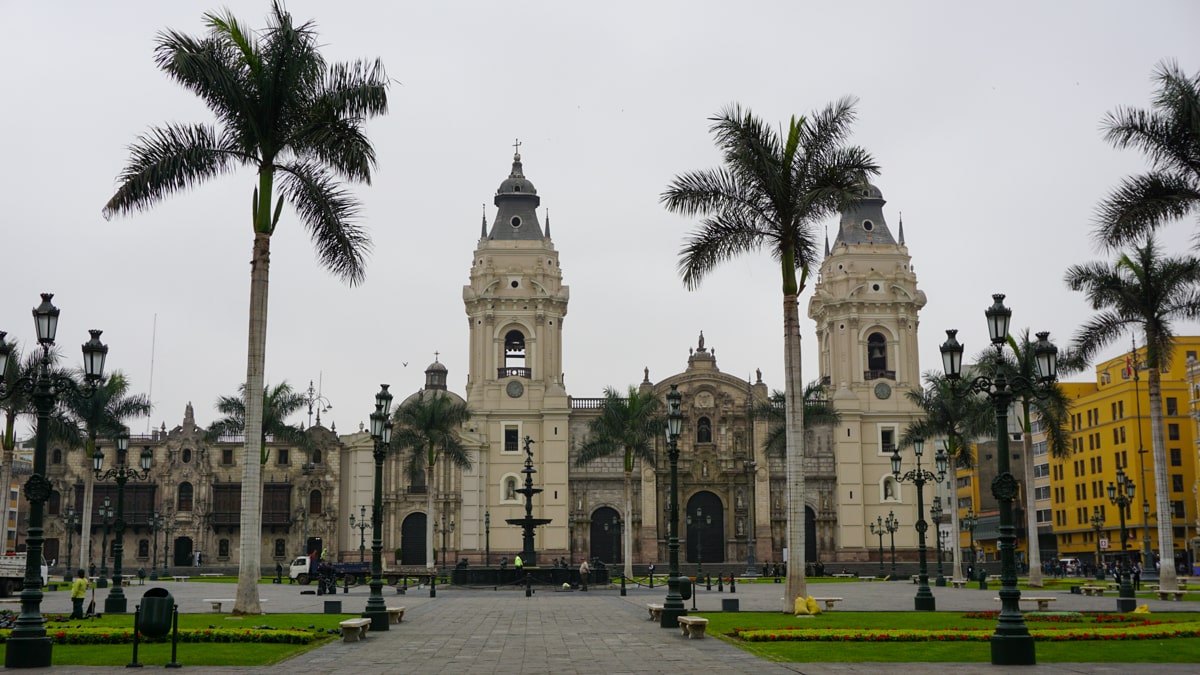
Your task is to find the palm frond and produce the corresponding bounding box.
[278,160,371,284]
[103,125,245,218]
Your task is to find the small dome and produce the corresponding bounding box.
[496,153,538,196]
[426,360,447,373]
[859,183,883,200]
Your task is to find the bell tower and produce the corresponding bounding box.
[460,146,571,559]
[807,183,927,561]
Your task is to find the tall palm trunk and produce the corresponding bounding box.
[622,457,634,581]
[951,494,962,580]
[1147,367,1178,588]
[1,414,14,554]
[425,458,435,571]
[79,461,96,571]
[234,229,271,615]
[782,294,806,611]
[1020,401,1043,587]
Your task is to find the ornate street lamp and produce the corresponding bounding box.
[743,459,758,577]
[885,510,899,576]
[869,515,887,577]
[302,379,333,428]
[162,513,176,573]
[484,510,491,567]
[63,507,80,577]
[363,385,392,631]
[436,515,455,574]
[349,505,370,564]
[660,385,686,628]
[148,510,164,581]
[930,496,946,586]
[97,497,114,588]
[962,507,979,581]
[1089,506,1107,581]
[93,430,152,614]
[941,294,1058,665]
[686,508,709,576]
[892,436,948,610]
[0,294,108,667]
[1108,468,1138,612]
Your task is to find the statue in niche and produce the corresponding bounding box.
[736,517,745,536]
[884,480,895,500]
[701,461,709,478]
[698,331,705,351]
[505,478,517,501]
[736,488,744,510]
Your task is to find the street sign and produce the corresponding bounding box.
[1099,538,1109,549]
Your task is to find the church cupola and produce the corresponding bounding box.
[488,141,544,241]
[833,183,897,246]
[424,357,448,391]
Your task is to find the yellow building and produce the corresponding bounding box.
[1052,337,1200,574]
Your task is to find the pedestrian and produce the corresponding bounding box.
[1132,563,1141,591]
[579,559,590,591]
[69,569,88,619]
[514,554,524,573]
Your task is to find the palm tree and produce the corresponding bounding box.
[975,331,1073,587]
[1065,236,1200,589]
[1093,60,1200,249]
[54,372,152,571]
[900,371,993,581]
[574,386,664,581]
[754,382,840,458]
[0,339,45,555]
[391,391,473,571]
[662,100,878,609]
[206,382,310,462]
[102,3,389,614]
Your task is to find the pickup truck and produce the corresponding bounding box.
[288,556,377,585]
[0,554,50,596]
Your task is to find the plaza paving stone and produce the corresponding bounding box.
[16,575,1200,673]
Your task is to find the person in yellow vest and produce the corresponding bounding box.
[514,555,523,573]
[69,569,89,619]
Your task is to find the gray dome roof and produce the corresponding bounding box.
[426,360,447,373]
[496,154,538,197]
[858,183,883,200]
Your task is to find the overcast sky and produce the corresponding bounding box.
[3,0,1199,438]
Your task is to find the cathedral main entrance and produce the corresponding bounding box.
[686,491,724,564]
[588,506,621,565]
[400,513,427,567]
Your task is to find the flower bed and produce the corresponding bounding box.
[0,626,330,646]
[732,622,1200,643]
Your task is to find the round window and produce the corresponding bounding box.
[511,216,522,228]
[510,280,519,288]
[863,220,874,231]
[872,283,880,291]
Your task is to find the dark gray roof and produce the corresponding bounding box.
[488,152,545,240]
[832,183,898,246]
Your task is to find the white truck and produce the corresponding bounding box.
[288,556,402,585]
[0,554,50,596]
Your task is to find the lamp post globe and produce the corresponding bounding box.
[941,294,1058,666]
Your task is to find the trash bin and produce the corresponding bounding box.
[1070,585,1081,595]
[140,587,175,638]
[324,600,342,614]
[721,598,740,612]
[679,577,692,601]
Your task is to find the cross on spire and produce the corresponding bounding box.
[512,138,522,156]
[434,350,440,362]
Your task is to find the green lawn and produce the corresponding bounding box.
[0,612,350,667]
[698,611,1200,663]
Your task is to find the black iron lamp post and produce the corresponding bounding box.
[64,507,80,577]
[892,436,948,610]
[941,294,1059,666]
[870,515,887,577]
[743,459,758,577]
[660,385,686,628]
[1107,468,1138,612]
[93,430,153,614]
[885,510,899,576]
[98,497,114,588]
[350,505,370,564]
[1090,506,1106,581]
[148,510,164,581]
[686,508,709,575]
[162,513,175,573]
[364,385,393,631]
[436,515,455,574]
[484,510,491,567]
[962,507,979,581]
[930,496,946,586]
[0,293,109,668]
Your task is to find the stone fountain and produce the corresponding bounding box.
[506,435,552,566]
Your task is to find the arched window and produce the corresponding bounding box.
[503,329,527,376]
[138,539,150,558]
[309,489,322,515]
[867,332,888,375]
[312,448,322,464]
[274,538,286,558]
[182,448,192,463]
[697,417,713,444]
[51,448,62,464]
[178,482,194,512]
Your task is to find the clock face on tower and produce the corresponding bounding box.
[874,382,892,400]
[506,380,525,398]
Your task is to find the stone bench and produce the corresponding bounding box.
[339,618,372,643]
[199,573,222,577]
[1157,590,1187,601]
[857,576,875,582]
[1080,586,1105,597]
[812,597,843,611]
[677,615,708,639]
[646,603,663,621]
[387,606,405,624]
[202,598,268,612]
[830,573,856,578]
[950,580,968,589]
[171,576,189,582]
[994,596,1056,611]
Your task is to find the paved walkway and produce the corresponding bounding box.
[14,577,1200,673]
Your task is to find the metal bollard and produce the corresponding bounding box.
[430,574,437,598]
[706,574,712,591]
[127,604,143,668]
[620,574,626,596]
[718,575,724,592]
[525,572,532,597]
[730,576,736,593]
[165,604,182,668]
